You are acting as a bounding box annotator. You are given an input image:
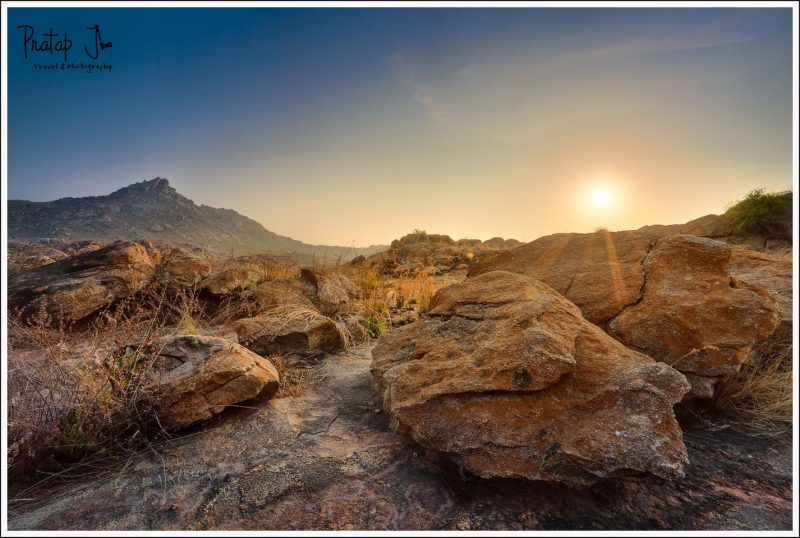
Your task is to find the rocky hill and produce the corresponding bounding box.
[8,177,385,259]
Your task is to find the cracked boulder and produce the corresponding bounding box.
[144,335,280,429]
[471,232,780,398]
[607,235,779,398]
[371,271,691,487]
[8,241,155,325]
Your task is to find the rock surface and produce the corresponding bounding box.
[233,313,343,361]
[469,230,657,324]
[197,266,260,300]
[7,344,791,531]
[728,248,793,348]
[471,233,781,398]
[8,241,155,324]
[246,278,316,311]
[607,235,779,397]
[300,268,361,313]
[371,271,690,487]
[155,247,214,291]
[637,203,792,252]
[144,335,280,428]
[8,239,109,274]
[369,232,520,274]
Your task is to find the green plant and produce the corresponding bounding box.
[360,314,389,338]
[725,189,792,239]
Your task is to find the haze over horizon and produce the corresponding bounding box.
[7,8,793,246]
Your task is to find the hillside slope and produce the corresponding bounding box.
[8,178,385,258]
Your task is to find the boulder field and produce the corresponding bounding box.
[5,224,793,530]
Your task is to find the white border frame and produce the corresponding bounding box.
[1,1,798,536]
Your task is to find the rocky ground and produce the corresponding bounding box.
[7,343,792,531]
[5,223,794,531]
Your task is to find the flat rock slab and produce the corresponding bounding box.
[8,345,792,531]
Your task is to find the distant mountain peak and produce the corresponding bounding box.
[111,177,176,197]
[8,177,387,259]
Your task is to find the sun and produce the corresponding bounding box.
[590,186,613,208]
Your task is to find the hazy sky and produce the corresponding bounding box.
[7,8,793,246]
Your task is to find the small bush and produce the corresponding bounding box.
[360,314,389,338]
[725,189,793,239]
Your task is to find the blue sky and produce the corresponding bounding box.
[6,8,793,245]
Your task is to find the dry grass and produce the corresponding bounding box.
[347,263,392,337]
[713,342,793,436]
[345,261,442,336]
[268,355,313,398]
[6,289,188,478]
[217,253,299,286]
[394,272,435,312]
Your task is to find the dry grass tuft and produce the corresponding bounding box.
[268,355,314,398]
[394,272,435,312]
[713,342,793,437]
[6,291,180,479]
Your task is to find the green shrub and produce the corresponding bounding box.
[360,315,389,338]
[725,189,792,239]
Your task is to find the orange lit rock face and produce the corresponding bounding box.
[469,230,657,325]
[472,233,780,398]
[371,271,690,487]
[727,247,793,348]
[607,235,779,397]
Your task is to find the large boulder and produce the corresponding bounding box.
[8,241,155,324]
[233,312,343,361]
[300,268,361,313]
[470,230,657,324]
[144,335,280,428]
[247,278,316,311]
[390,233,456,250]
[482,237,507,249]
[638,203,792,252]
[371,271,690,487]
[155,247,213,291]
[197,266,259,300]
[607,236,779,398]
[369,233,521,276]
[678,214,735,238]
